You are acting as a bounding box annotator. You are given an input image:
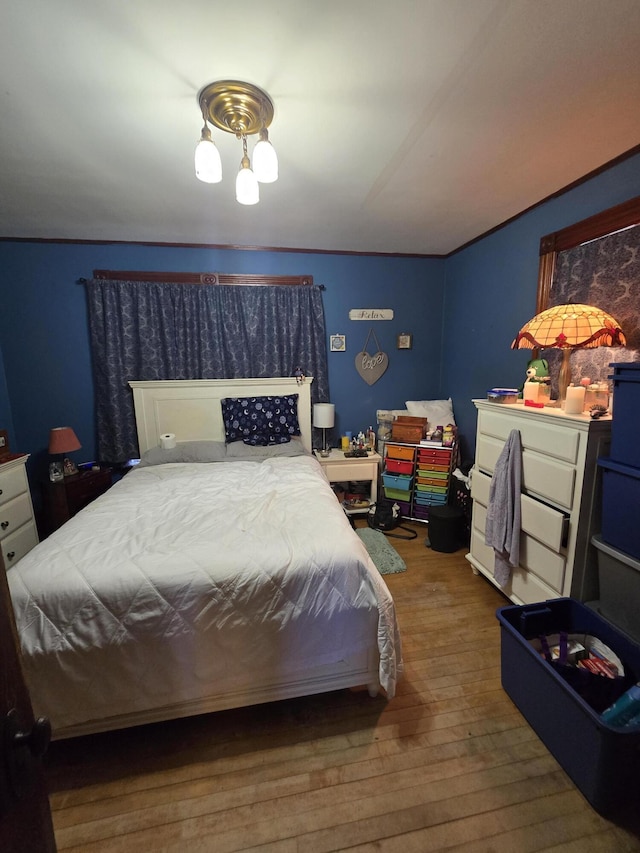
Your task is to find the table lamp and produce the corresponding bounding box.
[48,426,82,481]
[312,403,335,457]
[511,303,626,406]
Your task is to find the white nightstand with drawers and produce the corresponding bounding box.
[314,449,381,515]
[466,400,611,606]
[0,454,39,571]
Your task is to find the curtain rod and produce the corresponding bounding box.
[76,271,322,288]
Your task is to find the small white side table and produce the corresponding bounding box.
[314,449,381,515]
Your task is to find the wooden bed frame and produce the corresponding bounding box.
[129,376,315,454]
[53,377,380,739]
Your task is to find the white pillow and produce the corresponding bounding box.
[405,398,455,426]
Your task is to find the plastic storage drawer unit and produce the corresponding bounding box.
[598,456,640,560]
[591,534,640,643]
[497,598,640,816]
[609,361,640,468]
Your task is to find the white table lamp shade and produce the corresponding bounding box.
[313,403,335,428]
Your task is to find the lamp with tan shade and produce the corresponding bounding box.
[511,303,626,406]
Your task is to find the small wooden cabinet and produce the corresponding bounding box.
[41,467,113,535]
[0,454,39,570]
[466,399,611,605]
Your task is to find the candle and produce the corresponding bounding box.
[523,382,539,404]
[564,384,585,414]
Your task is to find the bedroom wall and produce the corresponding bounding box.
[0,242,444,480]
[1,151,638,491]
[443,150,640,461]
[0,343,14,448]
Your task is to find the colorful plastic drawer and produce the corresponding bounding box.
[391,500,412,516]
[414,492,448,506]
[416,477,448,486]
[417,472,448,483]
[384,487,412,502]
[382,473,413,490]
[412,505,431,520]
[385,444,415,461]
[416,483,447,494]
[385,458,414,475]
[417,463,449,473]
[418,448,451,463]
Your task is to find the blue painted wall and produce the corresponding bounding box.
[443,151,640,459]
[0,243,444,480]
[0,344,13,448]
[1,150,639,490]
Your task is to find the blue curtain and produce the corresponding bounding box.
[86,279,330,462]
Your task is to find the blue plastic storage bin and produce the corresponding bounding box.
[497,598,640,816]
[381,472,413,490]
[598,456,640,561]
[609,361,640,469]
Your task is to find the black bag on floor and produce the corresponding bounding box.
[367,501,417,540]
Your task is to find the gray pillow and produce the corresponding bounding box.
[137,441,228,467]
[225,438,308,460]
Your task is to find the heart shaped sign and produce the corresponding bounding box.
[356,349,389,385]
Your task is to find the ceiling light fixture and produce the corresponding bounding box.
[194,80,278,205]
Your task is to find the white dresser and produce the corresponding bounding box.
[0,454,39,571]
[466,400,611,605]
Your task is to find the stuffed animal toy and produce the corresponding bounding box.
[520,358,551,394]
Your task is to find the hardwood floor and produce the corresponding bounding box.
[44,522,640,852]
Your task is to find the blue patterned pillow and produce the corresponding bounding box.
[221,395,301,446]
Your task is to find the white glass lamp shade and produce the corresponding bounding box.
[236,163,259,205]
[194,130,222,184]
[253,131,278,183]
[313,403,335,428]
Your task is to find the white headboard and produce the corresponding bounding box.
[128,377,314,455]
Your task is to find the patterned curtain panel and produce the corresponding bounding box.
[86,279,330,462]
[546,225,640,395]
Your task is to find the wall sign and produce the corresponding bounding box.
[349,309,394,321]
[356,328,389,385]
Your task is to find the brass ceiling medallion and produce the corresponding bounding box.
[194,79,278,204]
[198,80,274,137]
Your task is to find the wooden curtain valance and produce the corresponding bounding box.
[89,270,315,287]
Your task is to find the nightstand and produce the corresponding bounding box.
[314,449,381,515]
[41,466,113,536]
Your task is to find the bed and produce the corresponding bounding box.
[8,378,402,739]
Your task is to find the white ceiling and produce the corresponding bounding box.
[2,0,640,256]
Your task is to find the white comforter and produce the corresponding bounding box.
[9,456,402,731]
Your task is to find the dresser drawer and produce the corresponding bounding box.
[476,434,576,510]
[0,492,33,542]
[478,409,580,464]
[471,468,567,552]
[469,529,561,604]
[0,464,29,507]
[2,521,39,569]
[321,460,377,482]
[473,501,566,593]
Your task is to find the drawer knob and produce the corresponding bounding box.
[1,520,8,530]
[7,551,15,561]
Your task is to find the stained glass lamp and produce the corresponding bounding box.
[511,303,626,405]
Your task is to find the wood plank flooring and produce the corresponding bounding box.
[44,522,640,852]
